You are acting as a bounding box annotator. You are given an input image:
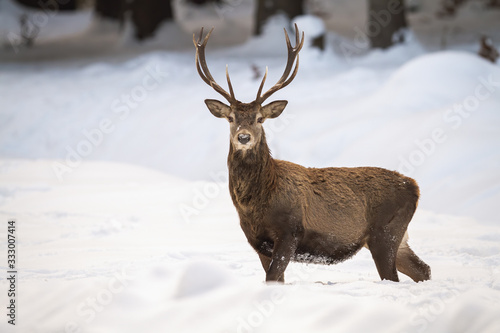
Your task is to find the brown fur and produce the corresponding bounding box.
[226,128,430,283]
[194,26,431,283]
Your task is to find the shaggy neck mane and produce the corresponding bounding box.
[228,133,277,207]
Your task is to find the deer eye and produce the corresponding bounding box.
[227,116,234,123]
[257,117,264,123]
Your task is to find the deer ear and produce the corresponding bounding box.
[261,100,287,119]
[205,99,231,118]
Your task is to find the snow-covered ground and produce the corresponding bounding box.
[1,1,500,332]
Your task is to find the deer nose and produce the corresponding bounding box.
[238,133,251,145]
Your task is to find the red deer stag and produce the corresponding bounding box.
[193,25,431,283]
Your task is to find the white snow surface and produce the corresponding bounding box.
[293,15,326,39]
[1,5,500,333]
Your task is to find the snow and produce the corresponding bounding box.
[293,15,326,39]
[1,1,500,332]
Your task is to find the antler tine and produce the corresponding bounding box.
[291,23,305,47]
[226,65,235,100]
[192,27,204,48]
[256,24,304,104]
[255,66,268,101]
[193,27,236,103]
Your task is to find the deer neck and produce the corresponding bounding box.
[227,133,277,209]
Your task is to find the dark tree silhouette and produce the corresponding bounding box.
[368,0,407,49]
[254,0,304,35]
[95,0,127,21]
[94,0,173,41]
[15,0,77,10]
[185,0,223,5]
[130,0,173,41]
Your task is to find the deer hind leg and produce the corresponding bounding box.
[367,205,415,282]
[396,234,431,282]
[367,230,401,282]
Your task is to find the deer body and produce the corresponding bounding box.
[194,26,431,283]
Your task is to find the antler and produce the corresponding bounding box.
[256,24,305,104]
[193,27,236,104]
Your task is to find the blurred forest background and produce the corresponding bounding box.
[1,0,499,62]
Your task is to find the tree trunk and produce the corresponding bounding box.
[278,0,303,19]
[130,0,173,41]
[254,0,304,36]
[95,0,127,21]
[15,0,77,11]
[185,0,223,4]
[368,0,407,49]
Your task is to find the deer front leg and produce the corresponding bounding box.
[266,235,299,283]
[258,253,284,283]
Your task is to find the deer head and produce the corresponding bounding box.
[194,25,304,151]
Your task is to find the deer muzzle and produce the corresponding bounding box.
[238,133,251,145]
